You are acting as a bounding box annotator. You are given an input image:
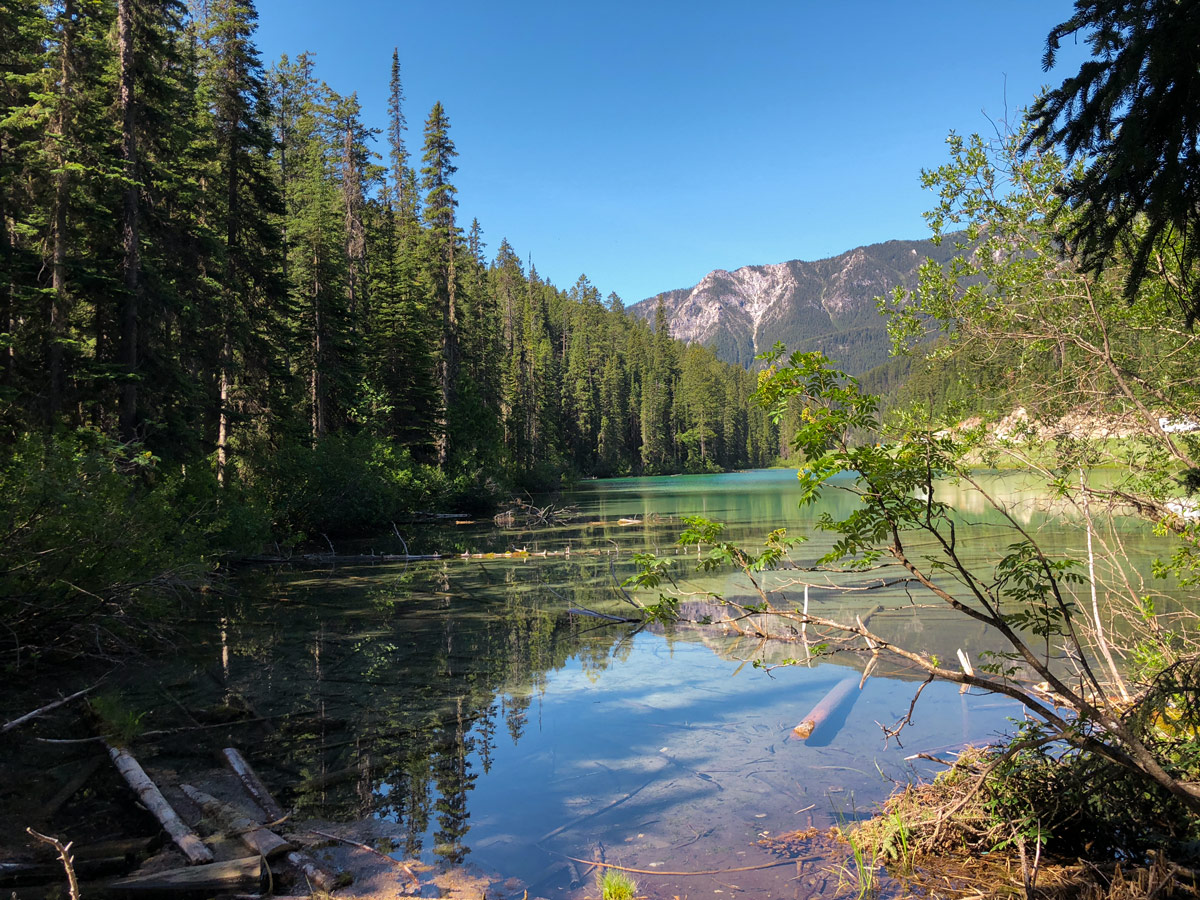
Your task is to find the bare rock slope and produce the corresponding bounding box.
[632,237,959,373]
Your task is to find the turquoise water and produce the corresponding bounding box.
[106,468,1181,897]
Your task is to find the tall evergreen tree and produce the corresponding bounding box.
[420,101,459,467]
[195,0,284,483]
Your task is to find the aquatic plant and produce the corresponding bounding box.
[597,868,638,900]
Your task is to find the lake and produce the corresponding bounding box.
[97,468,1181,897]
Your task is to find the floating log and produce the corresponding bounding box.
[220,747,286,821]
[179,785,291,859]
[243,552,440,564]
[103,855,265,898]
[792,676,860,740]
[957,648,974,694]
[105,744,212,865]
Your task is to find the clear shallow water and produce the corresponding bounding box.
[105,468,1182,897]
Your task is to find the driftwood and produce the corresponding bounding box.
[792,675,860,740]
[310,829,420,889]
[105,744,213,864]
[218,748,334,892]
[243,551,439,565]
[2,682,101,734]
[220,747,286,820]
[1,855,135,888]
[179,785,291,859]
[103,855,265,898]
[285,850,335,892]
[25,828,81,900]
[1,834,162,886]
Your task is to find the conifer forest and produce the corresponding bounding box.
[0,0,775,552]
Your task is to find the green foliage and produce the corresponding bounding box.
[0,0,776,672]
[254,433,466,538]
[597,869,638,900]
[0,431,214,661]
[1026,0,1200,327]
[88,691,147,746]
[983,717,1200,860]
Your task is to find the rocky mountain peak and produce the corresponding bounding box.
[630,237,959,373]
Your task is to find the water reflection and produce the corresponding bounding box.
[121,468,1183,893]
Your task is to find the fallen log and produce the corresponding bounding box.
[103,855,265,898]
[792,676,860,741]
[0,855,135,888]
[242,552,440,564]
[105,744,212,864]
[2,682,102,734]
[310,829,419,889]
[286,850,335,892]
[220,747,286,821]
[179,785,291,859]
[37,754,104,822]
[71,836,161,862]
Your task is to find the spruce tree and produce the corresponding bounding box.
[195,0,285,483]
[420,101,459,466]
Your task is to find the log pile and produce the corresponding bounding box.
[6,740,351,898]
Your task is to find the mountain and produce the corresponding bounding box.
[631,237,960,374]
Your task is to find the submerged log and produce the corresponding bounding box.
[103,855,265,898]
[286,850,335,892]
[72,836,161,862]
[309,829,419,888]
[218,747,337,890]
[105,744,213,864]
[0,855,135,888]
[220,747,286,821]
[792,676,860,740]
[37,754,104,822]
[179,785,291,859]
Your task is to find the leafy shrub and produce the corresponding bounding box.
[0,431,214,665]
[253,433,478,537]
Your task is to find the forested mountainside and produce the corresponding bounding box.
[632,238,960,373]
[0,1,778,549]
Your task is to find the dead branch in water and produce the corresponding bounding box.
[26,828,81,900]
[2,679,104,734]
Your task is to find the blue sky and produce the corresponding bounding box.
[252,1,1088,303]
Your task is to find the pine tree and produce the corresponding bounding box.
[420,101,459,466]
[196,0,285,483]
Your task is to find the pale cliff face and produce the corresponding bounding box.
[632,238,958,373]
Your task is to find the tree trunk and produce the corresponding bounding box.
[48,0,75,425]
[311,258,323,439]
[117,0,140,442]
[437,249,457,467]
[217,332,231,487]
